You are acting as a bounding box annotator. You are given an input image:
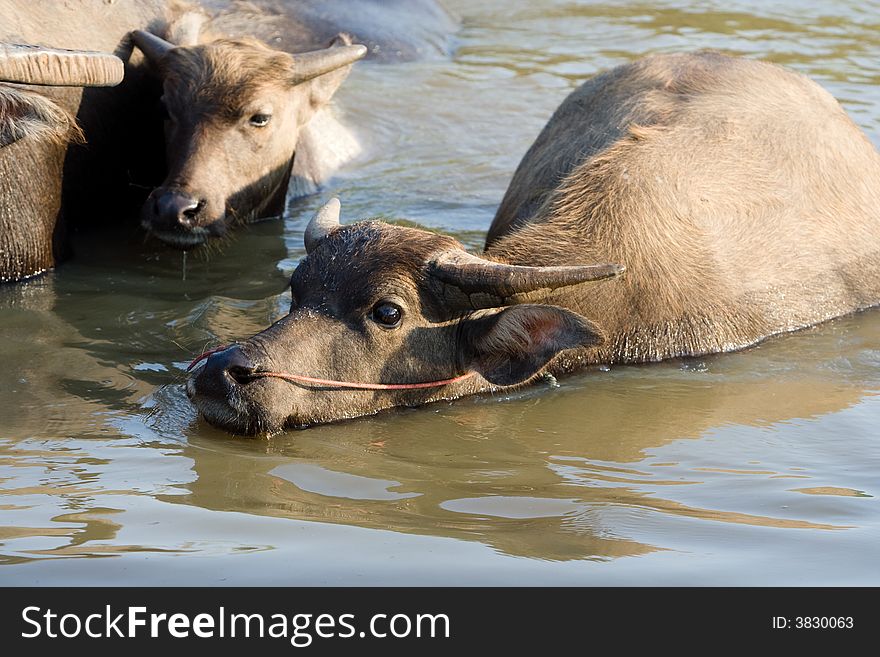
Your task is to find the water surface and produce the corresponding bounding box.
[1,0,879,585]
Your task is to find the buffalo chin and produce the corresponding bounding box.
[194,397,284,437]
[141,217,225,249]
[144,226,211,249]
[186,381,285,437]
[152,231,209,249]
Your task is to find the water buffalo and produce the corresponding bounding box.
[184,51,878,434]
[1,44,125,283]
[132,26,366,247]
[134,0,456,248]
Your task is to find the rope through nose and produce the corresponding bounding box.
[187,345,230,372]
[247,370,476,390]
[187,346,475,390]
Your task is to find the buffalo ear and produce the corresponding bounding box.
[462,305,606,386]
[294,34,360,120]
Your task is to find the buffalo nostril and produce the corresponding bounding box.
[216,346,262,385]
[226,365,260,385]
[182,199,205,219]
[191,346,261,400]
[174,198,199,226]
[152,190,203,230]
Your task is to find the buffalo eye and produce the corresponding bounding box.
[372,302,403,329]
[249,113,272,128]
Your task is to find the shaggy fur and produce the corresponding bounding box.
[488,52,880,363]
[0,0,173,282]
[162,38,296,121]
[0,86,81,148]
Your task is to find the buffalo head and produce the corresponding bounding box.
[187,199,624,434]
[132,31,366,248]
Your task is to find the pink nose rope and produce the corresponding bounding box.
[187,345,475,390]
[187,345,230,371]
[248,370,476,390]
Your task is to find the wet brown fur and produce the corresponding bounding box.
[488,52,880,364]
[0,0,174,282]
[0,86,83,148]
[162,38,296,122]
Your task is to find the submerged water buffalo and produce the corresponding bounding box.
[192,51,880,434]
[133,26,366,247]
[135,0,457,248]
[1,44,125,282]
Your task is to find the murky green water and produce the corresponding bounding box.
[2,0,879,585]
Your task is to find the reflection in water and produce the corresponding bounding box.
[1,0,880,584]
[151,318,875,565]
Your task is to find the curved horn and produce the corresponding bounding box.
[290,44,367,85]
[304,198,342,253]
[428,250,625,305]
[130,30,175,67]
[0,43,123,87]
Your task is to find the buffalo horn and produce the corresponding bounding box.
[290,44,367,85]
[428,250,625,301]
[131,30,175,67]
[0,42,123,87]
[304,198,342,253]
